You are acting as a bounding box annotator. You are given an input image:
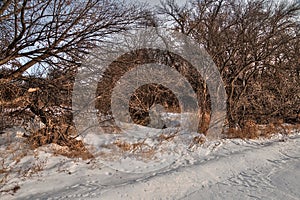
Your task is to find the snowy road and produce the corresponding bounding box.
[1,133,299,200]
[98,134,300,200]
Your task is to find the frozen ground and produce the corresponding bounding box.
[0,126,299,200]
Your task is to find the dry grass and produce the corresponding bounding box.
[0,185,20,195]
[225,119,299,139]
[100,131,184,161]
[0,159,10,185]
[188,135,206,149]
[0,134,46,192]
[26,125,93,160]
[94,139,157,162]
[113,139,152,153]
[21,157,47,178]
[226,120,259,139]
[158,132,178,142]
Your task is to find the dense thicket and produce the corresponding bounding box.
[1,0,299,140]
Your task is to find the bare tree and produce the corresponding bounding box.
[0,0,146,83]
[0,0,148,149]
[158,0,300,129]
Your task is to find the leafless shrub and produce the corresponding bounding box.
[159,0,300,133]
[26,123,93,160]
[227,119,259,139]
[96,48,210,133]
[1,0,299,149]
[0,0,148,154]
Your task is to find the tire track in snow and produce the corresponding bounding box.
[4,134,299,200]
[98,135,300,200]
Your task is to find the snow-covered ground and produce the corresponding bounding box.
[1,125,299,200]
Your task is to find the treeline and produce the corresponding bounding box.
[0,0,299,141]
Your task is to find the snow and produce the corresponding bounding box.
[0,125,299,199]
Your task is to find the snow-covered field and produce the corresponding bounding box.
[1,124,299,200]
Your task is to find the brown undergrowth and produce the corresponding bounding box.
[26,125,93,160]
[25,118,300,161]
[226,119,299,139]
